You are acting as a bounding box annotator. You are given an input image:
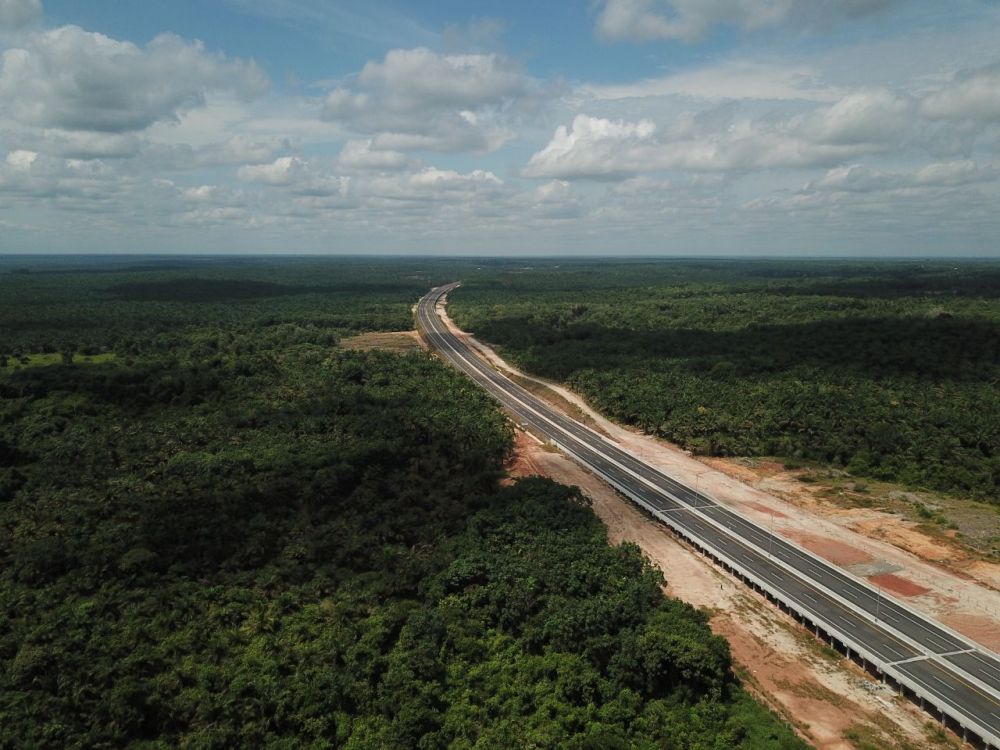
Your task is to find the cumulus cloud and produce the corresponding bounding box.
[523,115,659,179]
[921,61,1000,124]
[0,25,268,133]
[337,139,414,171]
[0,148,134,203]
[237,155,349,197]
[6,147,36,170]
[522,97,903,179]
[802,89,914,145]
[527,179,582,219]
[237,156,308,186]
[359,47,524,106]
[525,71,1000,181]
[0,0,41,29]
[367,167,503,202]
[596,0,898,43]
[321,47,540,153]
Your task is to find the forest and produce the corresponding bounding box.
[0,257,802,748]
[448,259,1000,502]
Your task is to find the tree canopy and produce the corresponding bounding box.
[0,257,802,748]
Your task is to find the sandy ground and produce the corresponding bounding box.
[430,294,999,748]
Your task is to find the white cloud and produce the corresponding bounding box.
[596,0,898,43]
[807,160,999,192]
[523,115,658,179]
[177,206,251,226]
[6,148,36,169]
[408,166,500,188]
[367,166,503,202]
[237,156,306,185]
[522,101,898,179]
[182,185,220,202]
[358,47,524,107]
[526,71,1000,181]
[236,155,349,197]
[321,47,540,153]
[527,179,582,219]
[0,0,41,29]
[2,1,997,256]
[802,89,914,145]
[337,139,413,171]
[921,61,1000,124]
[0,149,134,204]
[912,159,999,186]
[0,25,268,133]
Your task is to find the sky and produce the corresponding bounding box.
[0,0,999,256]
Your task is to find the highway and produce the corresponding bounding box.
[417,282,1000,749]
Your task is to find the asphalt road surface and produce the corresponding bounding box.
[418,282,1000,748]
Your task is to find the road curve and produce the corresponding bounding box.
[417,282,1000,749]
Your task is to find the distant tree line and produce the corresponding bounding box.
[451,261,1000,501]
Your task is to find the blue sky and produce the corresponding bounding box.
[1,0,999,255]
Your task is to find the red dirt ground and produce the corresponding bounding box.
[940,614,1000,652]
[867,573,931,597]
[784,532,874,567]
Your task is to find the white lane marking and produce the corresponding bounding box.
[933,677,957,692]
[881,644,909,660]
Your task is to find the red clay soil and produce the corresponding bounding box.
[867,573,931,597]
[502,435,546,485]
[784,531,873,567]
[941,614,1000,652]
[746,502,789,518]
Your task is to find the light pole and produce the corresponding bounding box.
[875,586,881,624]
[768,513,775,559]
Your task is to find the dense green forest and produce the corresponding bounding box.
[449,260,1000,501]
[0,257,801,748]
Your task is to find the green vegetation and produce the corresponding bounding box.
[1,257,801,748]
[449,259,1000,501]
